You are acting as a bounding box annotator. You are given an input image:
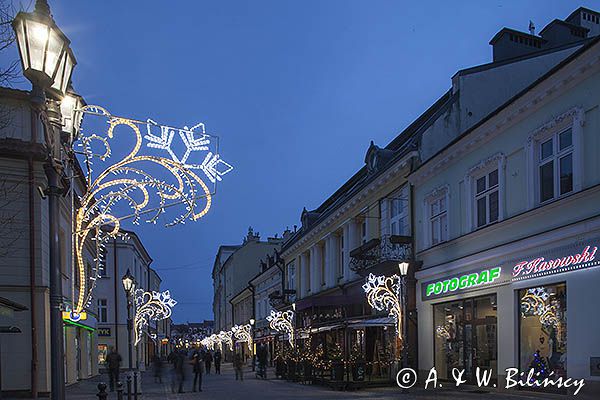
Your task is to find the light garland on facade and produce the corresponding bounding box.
[71,105,232,318]
[266,310,295,348]
[362,273,402,338]
[133,289,177,346]
[232,324,253,355]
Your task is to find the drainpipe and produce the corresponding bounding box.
[28,109,38,398]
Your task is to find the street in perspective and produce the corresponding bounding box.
[1,1,600,399]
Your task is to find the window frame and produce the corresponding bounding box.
[97,298,108,323]
[423,185,450,249]
[464,153,506,232]
[526,107,584,209]
[388,185,410,236]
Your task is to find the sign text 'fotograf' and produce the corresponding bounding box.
[425,267,502,298]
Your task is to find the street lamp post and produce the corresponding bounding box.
[249,318,255,371]
[398,262,409,372]
[12,2,76,399]
[121,269,136,399]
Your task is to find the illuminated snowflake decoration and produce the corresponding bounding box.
[71,105,232,317]
[435,325,451,340]
[218,330,234,351]
[232,324,253,354]
[266,310,295,348]
[520,287,549,317]
[133,289,177,346]
[201,334,221,351]
[362,273,402,338]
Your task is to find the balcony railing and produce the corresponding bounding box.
[349,234,412,273]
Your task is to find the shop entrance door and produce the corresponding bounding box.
[434,294,497,383]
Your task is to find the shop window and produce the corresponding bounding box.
[519,284,567,383]
[97,344,108,365]
[434,294,497,382]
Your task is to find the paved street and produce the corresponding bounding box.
[61,363,564,400]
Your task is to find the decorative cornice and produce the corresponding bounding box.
[423,184,449,203]
[528,107,584,144]
[465,152,505,178]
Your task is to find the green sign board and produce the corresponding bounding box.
[423,267,502,300]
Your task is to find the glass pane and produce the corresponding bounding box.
[391,221,398,235]
[488,169,498,187]
[519,284,567,385]
[431,200,439,216]
[440,214,448,241]
[489,191,499,222]
[476,176,486,194]
[25,20,49,71]
[45,28,64,78]
[390,199,398,217]
[434,301,464,380]
[540,138,553,160]
[559,154,573,195]
[477,197,487,227]
[539,161,554,202]
[431,220,439,245]
[559,129,572,151]
[439,196,446,212]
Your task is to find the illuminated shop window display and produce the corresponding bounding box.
[433,294,497,382]
[519,283,567,382]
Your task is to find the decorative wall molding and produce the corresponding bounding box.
[527,107,584,144]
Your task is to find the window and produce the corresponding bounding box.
[337,232,344,279]
[97,299,108,323]
[389,186,410,235]
[429,196,448,246]
[360,219,367,244]
[305,252,311,294]
[286,261,296,292]
[539,129,573,203]
[320,244,326,287]
[475,169,499,228]
[519,284,566,388]
[434,295,497,382]
[98,262,107,277]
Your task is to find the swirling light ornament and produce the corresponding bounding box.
[232,324,253,355]
[520,287,549,317]
[71,105,232,318]
[218,330,234,351]
[133,289,177,346]
[362,273,402,338]
[266,310,295,348]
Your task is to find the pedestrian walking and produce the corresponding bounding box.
[175,351,186,393]
[152,354,163,383]
[204,350,213,374]
[214,349,222,374]
[191,352,203,392]
[234,352,244,381]
[105,347,122,392]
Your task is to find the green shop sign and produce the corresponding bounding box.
[423,267,502,300]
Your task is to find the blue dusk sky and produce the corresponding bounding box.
[2,0,596,322]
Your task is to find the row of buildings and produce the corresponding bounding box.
[0,90,172,396]
[212,7,600,396]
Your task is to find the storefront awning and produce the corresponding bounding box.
[346,317,395,328]
[310,324,344,333]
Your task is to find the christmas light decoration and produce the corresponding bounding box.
[133,289,177,346]
[266,310,295,348]
[362,273,402,337]
[70,105,232,318]
[232,324,253,355]
[218,330,234,351]
[435,325,451,339]
[520,287,549,317]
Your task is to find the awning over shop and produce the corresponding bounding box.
[309,324,344,333]
[346,317,395,328]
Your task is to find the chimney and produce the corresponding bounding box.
[566,7,600,37]
[489,28,546,62]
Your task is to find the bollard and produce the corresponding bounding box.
[97,383,108,400]
[117,381,124,400]
[126,374,132,400]
[133,370,139,400]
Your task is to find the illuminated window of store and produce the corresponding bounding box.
[519,284,566,382]
[433,294,497,382]
[97,344,108,365]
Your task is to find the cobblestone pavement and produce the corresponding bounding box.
[63,364,566,400]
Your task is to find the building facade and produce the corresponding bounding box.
[412,9,600,396]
